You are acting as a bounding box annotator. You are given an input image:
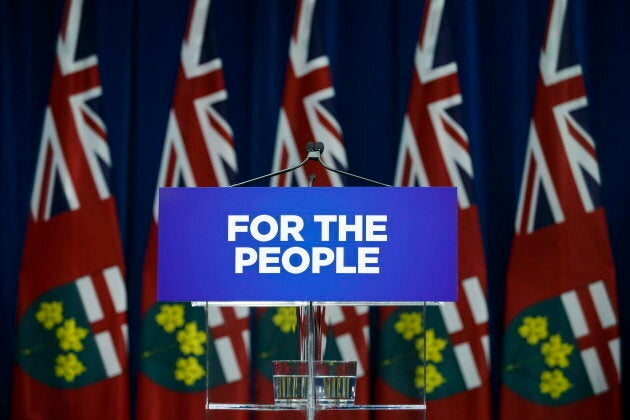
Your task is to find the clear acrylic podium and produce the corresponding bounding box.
[158,168,457,419]
[197,301,430,419]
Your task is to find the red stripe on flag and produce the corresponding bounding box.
[329,307,369,370]
[441,115,469,153]
[566,117,597,159]
[165,143,178,187]
[444,302,488,378]
[209,308,250,372]
[51,63,101,99]
[574,286,620,386]
[38,145,54,221]
[80,108,107,140]
[59,1,72,40]
[208,110,234,147]
[418,0,431,47]
[90,270,127,368]
[519,156,538,234]
[291,0,304,41]
[315,108,341,140]
[402,152,413,186]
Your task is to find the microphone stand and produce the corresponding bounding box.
[229,141,391,187]
[309,141,391,187]
[229,156,309,187]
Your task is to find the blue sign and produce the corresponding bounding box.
[158,187,457,303]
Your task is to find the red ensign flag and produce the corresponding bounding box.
[12,0,129,418]
[136,1,247,419]
[501,0,621,418]
[377,0,491,418]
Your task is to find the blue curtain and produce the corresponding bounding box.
[1,0,629,417]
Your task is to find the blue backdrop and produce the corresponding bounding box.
[1,0,628,418]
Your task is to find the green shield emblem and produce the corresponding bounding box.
[503,297,592,404]
[140,303,213,391]
[379,307,467,399]
[15,283,108,388]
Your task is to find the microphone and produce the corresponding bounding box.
[306,141,323,160]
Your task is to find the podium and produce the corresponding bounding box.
[158,186,457,419]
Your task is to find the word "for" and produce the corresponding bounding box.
[227,214,388,242]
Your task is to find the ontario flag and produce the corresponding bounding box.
[500,0,621,418]
[135,1,247,419]
[269,0,348,187]
[254,0,369,417]
[376,0,491,418]
[11,0,129,418]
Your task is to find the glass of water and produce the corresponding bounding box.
[272,360,308,405]
[272,360,357,406]
[314,361,357,405]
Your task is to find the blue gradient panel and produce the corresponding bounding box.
[158,187,457,303]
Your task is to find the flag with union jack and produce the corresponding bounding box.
[269,0,348,187]
[376,0,491,418]
[501,0,621,418]
[135,1,248,419]
[254,0,369,417]
[11,0,129,418]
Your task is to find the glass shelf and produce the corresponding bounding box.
[206,403,426,411]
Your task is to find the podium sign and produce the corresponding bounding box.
[158,187,457,303]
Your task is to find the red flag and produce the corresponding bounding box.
[270,0,348,187]
[376,0,491,418]
[135,1,248,419]
[11,0,129,418]
[501,0,621,418]
[255,1,369,418]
